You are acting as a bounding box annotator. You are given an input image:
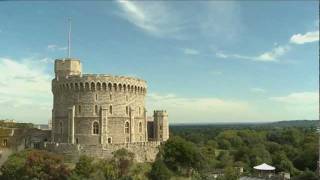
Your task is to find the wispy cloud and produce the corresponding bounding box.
[216,45,290,62]
[270,92,318,104]
[116,0,182,37]
[250,88,266,94]
[182,48,200,55]
[200,1,243,42]
[0,57,52,123]
[147,93,253,123]
[47,44,67,51]
[290,31,319,44]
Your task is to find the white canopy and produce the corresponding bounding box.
[253,163,275,171]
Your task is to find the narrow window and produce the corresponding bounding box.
[126,106,129,115]
[95,94,98,101]
[60,121,63,134]
[160,125,162,130]
[139,122,142,133]
[108,138,112,144]
[76,138,79,144]
[160,135,162,138]
[93,122,99,134]
[95,105,98,114]
[125,122,130,134]
[3,139,7,147]
[110,94,112,100]
[78,105,81,114]
[109,105,113,114]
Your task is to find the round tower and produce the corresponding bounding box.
[51,58,148,145]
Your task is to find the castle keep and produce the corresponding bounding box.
[47,58,169,162]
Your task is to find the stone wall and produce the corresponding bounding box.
[44,141,161,163]
[52,59,148,145]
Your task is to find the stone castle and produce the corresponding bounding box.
[45,58,169,162]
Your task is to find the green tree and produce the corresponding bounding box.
[149,159,172,180]
[112,148,135,177]
[73,155,95,179]
[162,136,204,175]
[0,150,70,180]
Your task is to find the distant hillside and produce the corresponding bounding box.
[170,120,319,129]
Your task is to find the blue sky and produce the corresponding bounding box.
[0,1,318,124]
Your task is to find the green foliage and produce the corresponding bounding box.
[292,169,318,180]
[149,159,172,180]
[162,136,204,175]
[112,148,135,177]
[0,149,70,180]
[171,124,318,178]
[73,155,95,179]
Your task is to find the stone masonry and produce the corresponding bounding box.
[47,58,169,162]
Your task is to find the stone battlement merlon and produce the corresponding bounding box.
[52,76,147,94]
[154,110,168,116]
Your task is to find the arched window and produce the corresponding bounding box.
[108,83,112,91]
[91,82,95,91]
[109,105,113,114]
[125,122,129,134]
[93,122,99,134]
[102,83,107,90]
[80,83,84,91]
[85,82,89,90]
[139,122,142,133]
[97,82,101,90]
[113,83,117,91]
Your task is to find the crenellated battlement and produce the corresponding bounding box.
[153,110,168,116]
[52,74,147,94]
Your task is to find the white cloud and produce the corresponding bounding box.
[269,92,318,120]
[250,88,266,94]
[47,44,68,51]
[182,48,199,55]
[290,31,319,44]
[0,58,52,123]
[216,45,290,62]
[270,92,318,104]
[147,93,253,123]
[116,0,181,37]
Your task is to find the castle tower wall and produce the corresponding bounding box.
[153,110,169,141]
[52,60,148,145]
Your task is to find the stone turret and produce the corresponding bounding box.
[153,110,169,141]
[54,58,82,79]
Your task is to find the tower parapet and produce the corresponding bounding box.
[55,58,82,79]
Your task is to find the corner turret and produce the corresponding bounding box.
[54,58,82,80]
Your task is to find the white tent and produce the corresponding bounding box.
[253,163,275,171]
